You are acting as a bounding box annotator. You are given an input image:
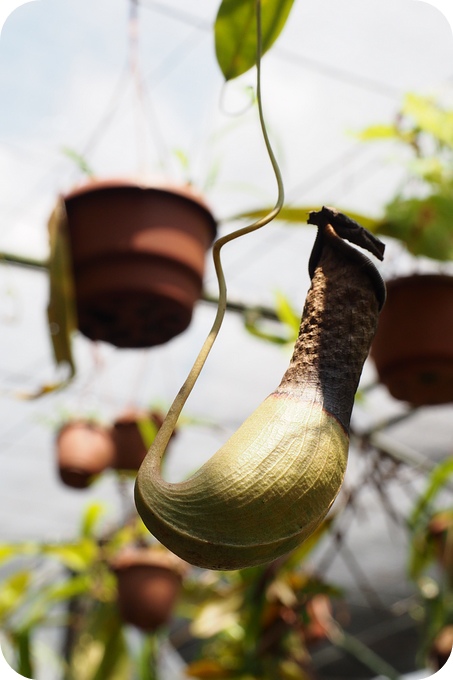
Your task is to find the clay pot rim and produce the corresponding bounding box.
[110,546,188,577]
[56,419,111,439]
[384,273,453,292]
[62,177,217,241]
[428,510,453,535]
[113,409,161,427]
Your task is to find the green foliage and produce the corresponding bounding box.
[233,205,381,233]
[0,504,161,679]
[356,123,401,142]
[80,503,106,540]
[61,148,95,179]
[66,602,130,680]
[43,541,99,573]
[408,458,453,579]
[407,458,453,664]
[235,94,453,263]
[402,93,453,150]
[184,520,341,680]
[358,93,453,261]
[215,0,295,81]
[244,291,300,345]
[409,458,453,531]
[359,93,453,153]
[11,629,34,679]
[137,416,159,449]
[32,198,77,398]
[0,571,31,620]
[378,193,453,261]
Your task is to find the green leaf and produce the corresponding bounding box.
[329,622,400,680]
[402,93,453,149]
[22,575,93,631]
[44,539,98,572]
[232,205,382,232]
[244,290,300,345]
[274,291,300,336]
[356,123,400,142]
[0,546,17,565]
[215,0,295,80]
[0,571,31,619]
[379,192,453,260]
[407,157,447,185]
[21,199,77,398]
[47,200,77,373]
[62,147,95,178]
[0,543,37,565]
[45,574,92,604]
[11,629,34,680]
[137,635,159,680]
[244,311,291,345]
[67,602,130,680]
[173,148,190,173]
[137,417,159,449]
[81,503,106,539]
[409,458,453,531]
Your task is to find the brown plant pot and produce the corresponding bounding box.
[370,274,453,406]
[427,511,453,574]
[429,625,453,670]
[111,547,187,631]
[63,178,217,348]
[111,409,175,471]
[56,421,115,489]
[300,594,333,646]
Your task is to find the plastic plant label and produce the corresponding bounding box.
[0,0,37,35]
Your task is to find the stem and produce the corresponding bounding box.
[149,0,285,469]
[327,621,401,680]
[201,292,280,321]
[0,252,48,270]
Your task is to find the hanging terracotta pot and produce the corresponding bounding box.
[111,409,176,471]
[429,625,453,671]
[111,546,188,631]
[56,421,115,489]
[300,594,333,646]
[62,178,217,348]
[427,510,453,575]
[370,274,453,406]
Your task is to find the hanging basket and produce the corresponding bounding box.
[370,274,453,406]
[110,546,188,631]
[111,409,175,471]
[62,178,217,348]
[56,421,115,489]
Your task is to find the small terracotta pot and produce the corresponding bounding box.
[427,511,453,574]
[111,547,187,631]
[370,274,453,405]
[62,178,217,349]
[429,625,453,670]
[56,421,115,489]
[111,409,173,471]
[300,594,333,646]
